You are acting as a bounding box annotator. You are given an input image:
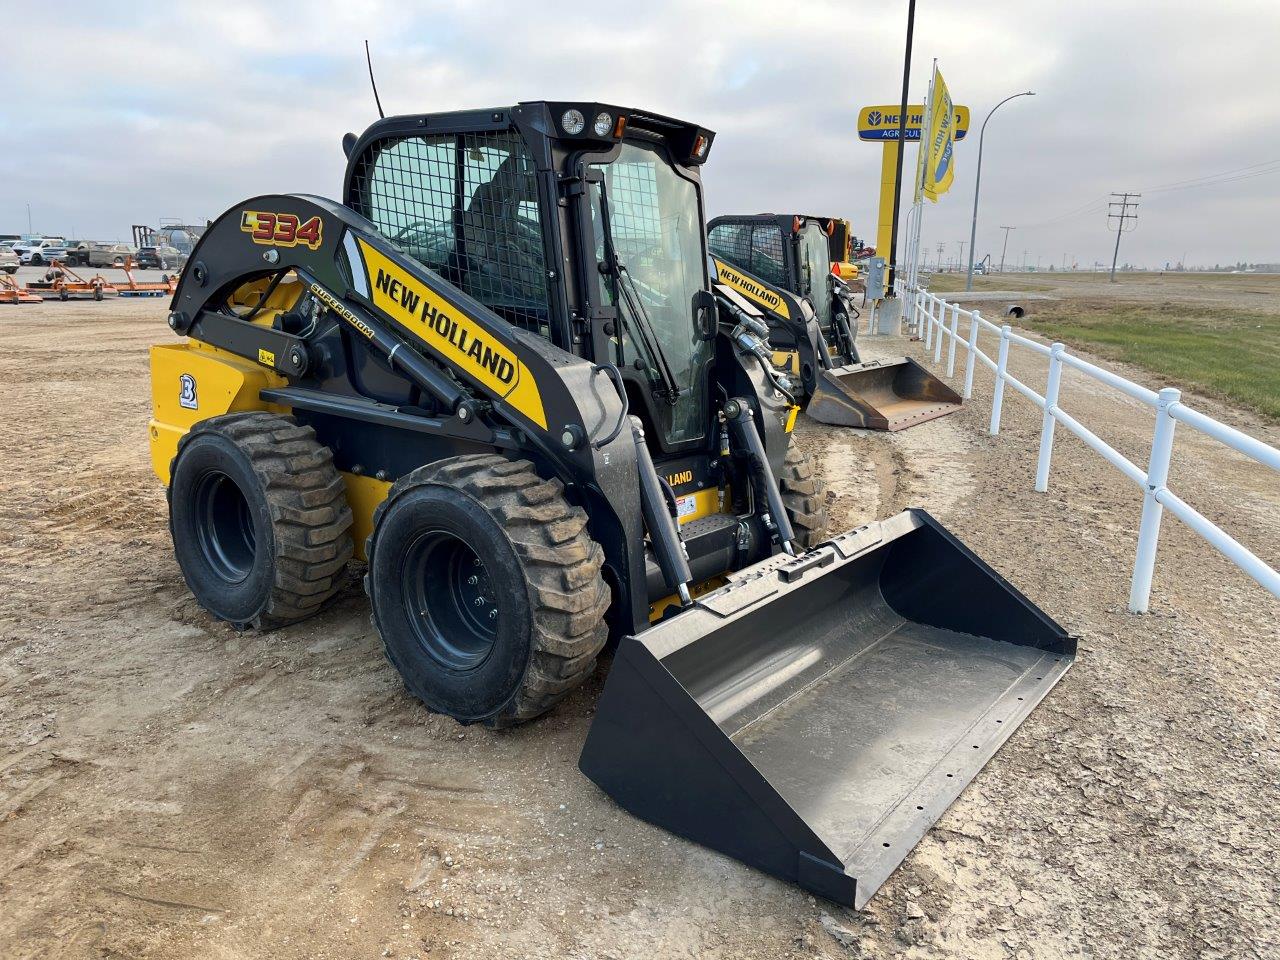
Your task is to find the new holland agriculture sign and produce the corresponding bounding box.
[858,105,970,142]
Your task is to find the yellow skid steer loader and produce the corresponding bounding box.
[709,213,961,431]
[150,101,1072,906]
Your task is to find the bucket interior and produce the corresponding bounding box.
[810,359,962,430]
[657,519,1070,895]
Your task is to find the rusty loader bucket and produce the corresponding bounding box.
[807,357,962,431]
[580,510,1074,907]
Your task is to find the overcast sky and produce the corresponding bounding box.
[4,0,1278,269]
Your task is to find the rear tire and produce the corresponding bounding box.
[779,444,829,550]
[169,413,353,629]
[365,454,610,727]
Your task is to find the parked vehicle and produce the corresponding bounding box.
[0,244,19,275]
[134,242,185,270]
[14,238,69,266]
[132,222,204,271]
[87,242,137,268]
[65,240,92,266]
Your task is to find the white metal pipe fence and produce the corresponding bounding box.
[891,278,1280,613]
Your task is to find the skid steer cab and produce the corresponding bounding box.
[149,100,1073,907]
[709,213,961,431]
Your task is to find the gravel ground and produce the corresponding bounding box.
[1,290,1276,959]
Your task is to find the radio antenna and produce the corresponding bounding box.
[365,40,385,119]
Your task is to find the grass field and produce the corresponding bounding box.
[920,272,1280,419]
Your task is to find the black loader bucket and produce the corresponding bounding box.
[807,357,962,431]
[580,510,1074,908]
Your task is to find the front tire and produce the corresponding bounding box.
[366,454,610,726]
[779,444,829,550]
[169,413,353,629]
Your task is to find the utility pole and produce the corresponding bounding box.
[1108,192,1140,282]
[998,226,1014,272]
[27,203,33,234]
[936,241,945,270]
[956,241,966,273]
[886,0,916,291]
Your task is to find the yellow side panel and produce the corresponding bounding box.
[148,343,289,484]
[676,487,720,526]
[771,349,800,374]
[341,473,392,562]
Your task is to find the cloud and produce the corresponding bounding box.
[3,0,1277,266]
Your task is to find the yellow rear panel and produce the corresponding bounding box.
[148,343,289,484]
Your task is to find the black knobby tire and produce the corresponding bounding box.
[169,413,353,629]
[779,443,829,550]
[365,454,610,727]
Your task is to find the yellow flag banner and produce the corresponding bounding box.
[923,68,956,202]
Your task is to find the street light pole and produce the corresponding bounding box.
[966,91,1035,291]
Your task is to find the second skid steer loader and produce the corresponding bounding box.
[708,212,961,431]
[150,100,1073,907]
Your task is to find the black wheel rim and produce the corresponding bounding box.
[400,531,499,671]
[193,470,256,584]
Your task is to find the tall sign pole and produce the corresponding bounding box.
[885,0,916,292]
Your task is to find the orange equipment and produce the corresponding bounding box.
[25,262,118,301]
[117,257,178,297]
[0,273,41,304]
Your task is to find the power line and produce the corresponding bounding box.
[1015,157,1280,232]
[1019,196,1110,229]
[1142,157,1280,192]
[1107,192,1140,282]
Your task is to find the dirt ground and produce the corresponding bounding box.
[1,285,1277,960]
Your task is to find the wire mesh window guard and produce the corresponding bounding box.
[350,131,551,337]
[750,225,787,287]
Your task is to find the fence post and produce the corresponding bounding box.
[1128,387,1181,613]
[933,298,945,363]
[946,302,960,378]
[963,310,981,399]
[989,324,1010,435]
[923,294,933,351]
[1034,343,1065,492]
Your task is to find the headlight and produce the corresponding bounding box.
[593,112,613,137]
[560,109,585,136]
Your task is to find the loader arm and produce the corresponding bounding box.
[709,255,829,397]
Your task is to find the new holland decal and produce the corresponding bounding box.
[240,210,324,250]
[355,238,547,429]
[712,257,789,317]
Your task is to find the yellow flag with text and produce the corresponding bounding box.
[923,67,956,202]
